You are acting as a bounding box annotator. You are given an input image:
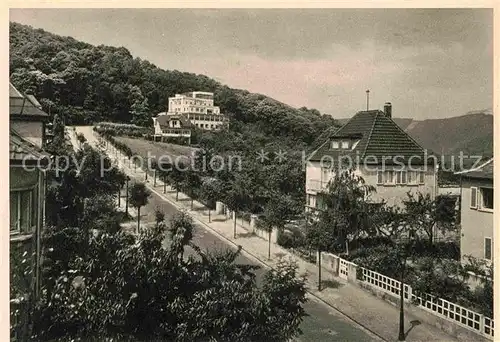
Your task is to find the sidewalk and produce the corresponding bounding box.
[90,133,458,342]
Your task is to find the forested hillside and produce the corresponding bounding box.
[9,22,340,147]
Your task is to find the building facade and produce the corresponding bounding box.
[152,112,193,144]
[456,158,493,264]
[306,103,438,211]
[9,83,49,303]
[166,91,229,130]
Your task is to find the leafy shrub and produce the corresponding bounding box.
[95,122,152,138]
[277,226,306,250]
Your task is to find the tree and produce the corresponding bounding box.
[45,112,70,156]
[150,159,158,187]
[31,209,308,341]
[200,177,223,223]
[184,168,202,210]
[167,162,187,201]
[76,132,87,148]
[305,211,336,291]
[305,168,377,290]
[259,194,300,259]
[167,212,196,260]
[129,85,151,127]
[158,162,171,194]
[45,143,126,228]
[128,182,151,233]
[224,173,252,239]
[314,168,376,254]
[403,192,457,246]
[81,194,122,234]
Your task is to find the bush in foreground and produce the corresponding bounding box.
[31,212,308,341]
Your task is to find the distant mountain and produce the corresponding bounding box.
[338,111,493,157]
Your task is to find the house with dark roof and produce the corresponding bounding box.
[306,103,438,210]
[152,112,193,144]
[455,158,493,264]
[10,83,49,303]
[10,83,49,147]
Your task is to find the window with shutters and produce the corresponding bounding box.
[484,237,492,260]
[470,187,478,209]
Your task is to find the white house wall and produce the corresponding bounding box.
[305,161,438,207]
[460,178,494,263]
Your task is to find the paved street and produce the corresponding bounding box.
[134,186,378,342]
[74,126,381,341]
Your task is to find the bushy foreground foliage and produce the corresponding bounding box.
[32,213,307,341]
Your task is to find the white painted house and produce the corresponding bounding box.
[455,158,494,264]
[166,91,229,130]
[306,103,439,211]
[152,112,193,144]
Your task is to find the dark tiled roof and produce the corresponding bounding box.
[308,110,432,165]
[10,130,49,162]
[155,114,193,129]
[9,83,49,118]
[456,158,493,180]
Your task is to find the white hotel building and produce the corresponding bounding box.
[166,91,229,130]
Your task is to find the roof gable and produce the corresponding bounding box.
[10,129,49,163]
[9,83,49,119]
[308,110,429,165]
[156,114,193,129]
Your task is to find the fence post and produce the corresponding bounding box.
[480,315,485,336]
[407,285,413,303]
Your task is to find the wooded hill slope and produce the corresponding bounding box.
[9,22,340,148]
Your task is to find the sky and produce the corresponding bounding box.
[9,8,493,120]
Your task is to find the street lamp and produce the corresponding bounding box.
[398,250,407,341]
[396,234,414,341]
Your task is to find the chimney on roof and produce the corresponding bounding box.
[384,102,392,118]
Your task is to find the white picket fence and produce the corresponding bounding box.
[322,252,494,340]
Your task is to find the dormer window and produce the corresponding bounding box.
[341,141,349,149]
[331,141,339,149]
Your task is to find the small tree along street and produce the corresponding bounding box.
[128,182,151,233]
[259,194,300,259]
